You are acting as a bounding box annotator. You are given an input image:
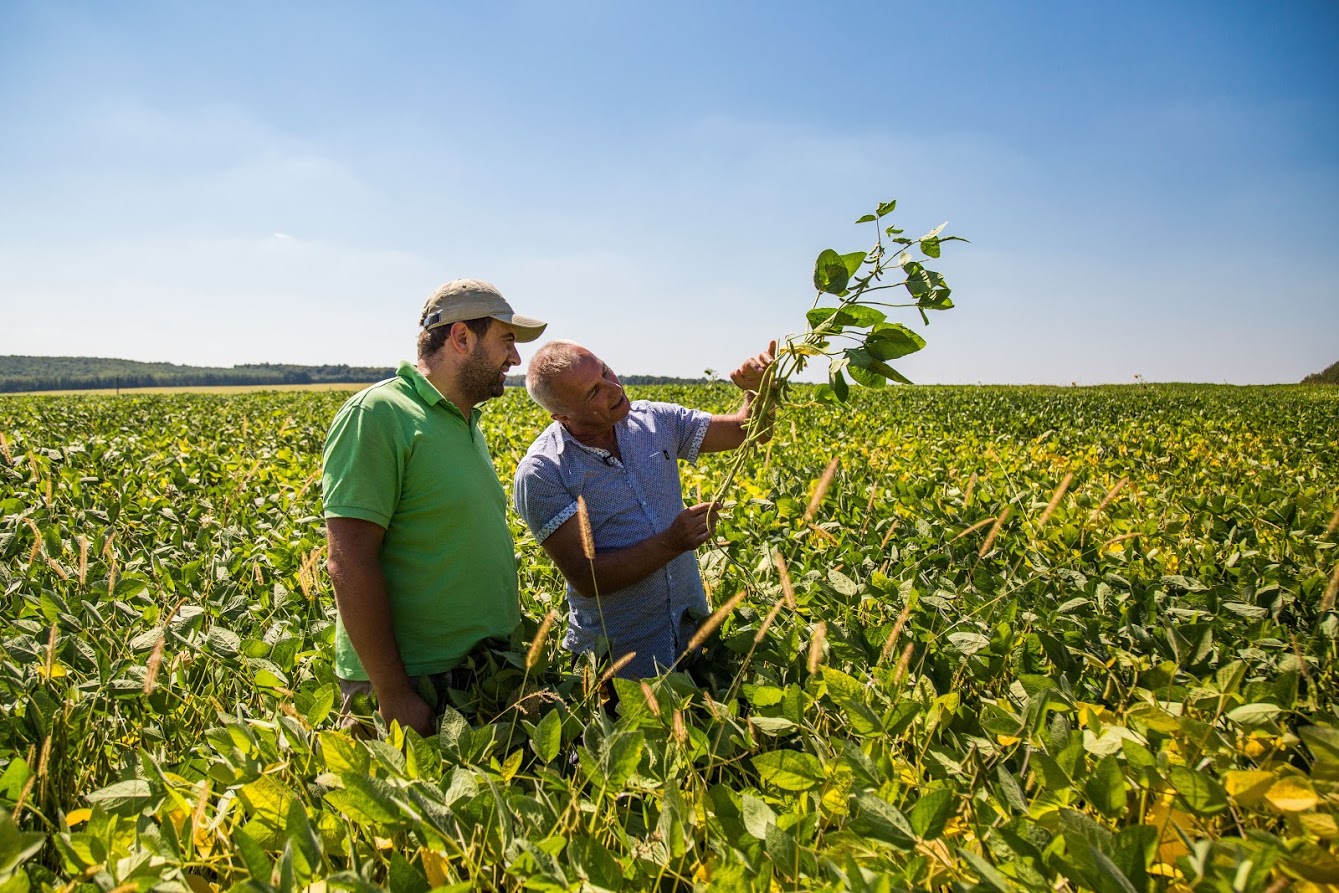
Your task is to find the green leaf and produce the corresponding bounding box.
[828,364,850,403]
[849,792,915,848]
[84,779,152,813]
[1299,724,1339,771]
[957,847,1012,893]
[233,826,274,887]
[838,250,867,279]
[388,851,430,893]
[1168,765,1228,816]
[866,324,926,360]
[601,729,644,789]
[902,261,934,298]
[1084,754,1128,818]
[753,750,825,791]
[438,705,471,760]
[567,836,622,890]
[805,307,856,332]
[239,775,295,829]
[920,237,941,258]
[907,788,955,839]
[324,774,406,827]
[741,793,777,840]
[765,825,798,877]
[813,249,852,295]
[0,810,45,877]
[1226,703,1284,728]
[530,708,562,764]
[876,199,897,217]
[855,214,877,223]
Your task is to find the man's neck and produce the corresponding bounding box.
[562,420,619,456]
[419,360,474,418]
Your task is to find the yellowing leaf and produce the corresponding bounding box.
[1299,812,1339,839]
[420,849,451,888]
[65,808,92,827]
[500,748,523,783]
[1223,770,1276,807]
[1266,776,1319,813]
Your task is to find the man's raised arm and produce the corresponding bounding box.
[700,340,777,454]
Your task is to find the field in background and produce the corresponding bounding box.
[9,381,375,397]
[1,384,1337,891]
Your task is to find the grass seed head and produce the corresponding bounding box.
[76,534,89,586]
[687,590,747,653]
[672,709,688,744]
[807,621,828,674]
[805,457,840,522]
[576,495,596,560]
[639,681,661,717]
[143,633,166,695]
[1320,563,1339,615]
[1091,476,1128,519]
[773,551,796,609]
[892,642,915,687]
[964,472,977,507]
[880,600,914,664]
[754,594,787,644]
[0,432,9,463]
[978,506,1011,558]
[526,609,558,670]
[599,651,637,685]
[1327,506,1339,538]
[1037,471,1074,528]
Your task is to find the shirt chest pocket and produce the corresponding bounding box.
[644,449,684,505]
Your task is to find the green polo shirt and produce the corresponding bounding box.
[321,362,520,681]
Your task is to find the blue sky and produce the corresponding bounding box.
[1,1,1335,384]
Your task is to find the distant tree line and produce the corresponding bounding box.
[1302,361,1339,385]
[0,356,713,394]
[0,356,397,393]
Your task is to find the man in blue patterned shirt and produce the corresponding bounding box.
[513,340,774,679]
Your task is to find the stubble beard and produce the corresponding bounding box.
[460,346,506,406]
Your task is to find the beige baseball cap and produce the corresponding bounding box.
[419,278,548,342]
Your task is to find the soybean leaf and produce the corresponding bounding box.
[1169,765,1228,816]
[867,324,926,360]
[753,750,825,791]
[814,250,852,295]
[530,708,562,764]
[907,788,955,840]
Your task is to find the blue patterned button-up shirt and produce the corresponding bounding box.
[513,400,712,678]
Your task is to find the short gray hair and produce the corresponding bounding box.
[526,340,588,413]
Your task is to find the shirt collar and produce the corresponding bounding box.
[396,361,482,424]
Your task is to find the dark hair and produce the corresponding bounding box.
[417,316,492,359]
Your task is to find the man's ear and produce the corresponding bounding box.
[446,321,475,355]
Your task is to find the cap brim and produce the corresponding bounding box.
[500,313,548,343]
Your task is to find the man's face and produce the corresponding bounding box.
[552,350,630,430]
[459,320,522,405]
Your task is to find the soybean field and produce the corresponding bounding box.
[1,383,1337,892]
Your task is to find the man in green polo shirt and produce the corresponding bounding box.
[322,279,546,736]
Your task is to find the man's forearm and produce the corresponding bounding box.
[575,533,681,598]
[329,559,414,697]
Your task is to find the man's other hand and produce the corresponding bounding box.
[663,502,723,552]
[730,340,777,393]
[378,686,436,737]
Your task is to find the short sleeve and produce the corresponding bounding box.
[513,456,579,544]
[321,403,401,527]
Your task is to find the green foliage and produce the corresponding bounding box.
[0,356,397,393]
[1301,360,1339,385]
[1,382,1337,890]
